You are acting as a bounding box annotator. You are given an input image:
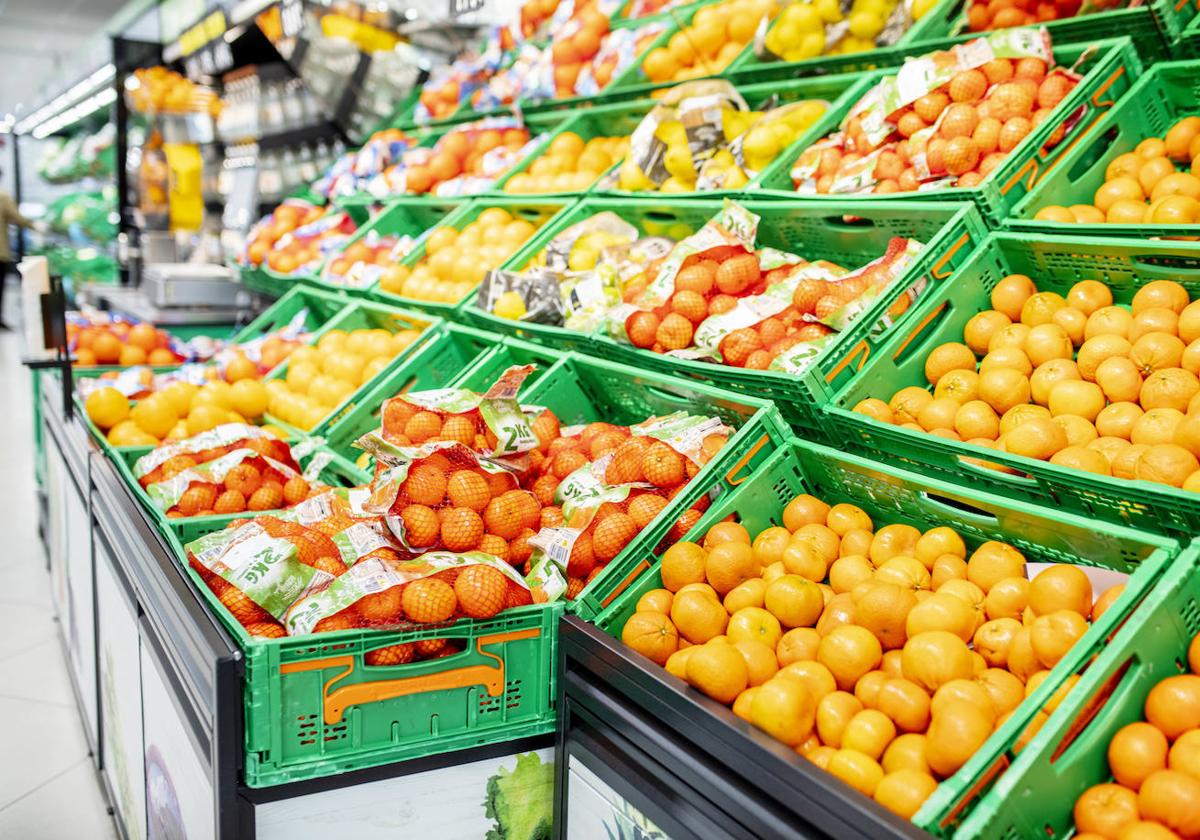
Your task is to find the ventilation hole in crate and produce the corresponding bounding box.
[1181,598,1200,637]
[478,692,502,715]
[297,714,318,746]
[323,723,347,743]
[505,679,523,710]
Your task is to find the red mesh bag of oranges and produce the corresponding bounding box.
[526,412,731,599]
[185,515,346,640]
[381,119,533,197]
[133,424,318,518]
[607,201,927,373]
[373,365,541,458]
[353,438,561,581]
[319,233,403,291]
[789,30,1081,195]
[282,550,539,640]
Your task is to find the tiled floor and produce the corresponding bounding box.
[0,285,117,838]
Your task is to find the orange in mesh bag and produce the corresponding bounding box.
[285,551,536,639]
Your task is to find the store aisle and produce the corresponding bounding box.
[0,287,117,839]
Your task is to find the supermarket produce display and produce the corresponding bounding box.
[21,0,1200,837]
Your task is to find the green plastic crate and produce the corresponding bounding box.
[827,231,1200,539]
[1007,59,1200,237]
[367,196,572,316]
[488,100,654,198]
[114,444,370,544]
[323,333,790,619]
[953,541,1200,840]
[321,324,501,463]
[261,298,441,437]
[592,437,1180,837]
[163,522,562,787]
[461,196,986,437]
[239,263,294,299]
[755,38,1141,224]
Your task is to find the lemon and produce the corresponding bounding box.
[848,9,884,38]
[494,291,528,320]
[231,379,268,419]
[783,31,825,61]
[814,0,843,21]
[85,386,130,431]
[659,177,695,194]
[663,144,698,182]
[784,3,824,30]
[618,159,654,191]
[911,0,937,17]
[131,394,179,439]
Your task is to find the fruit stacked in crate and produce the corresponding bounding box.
[578,201,928,374]
[1034,115,1200,225]
[852,274,1200,491]
[641,0,772,84]
[132,425,320,518]
[356,364,731,599]
[789,31,1079,195]
[610,81,829,193]
[241,200,358,277]
[68,313,185,368]
[758,0,937,64]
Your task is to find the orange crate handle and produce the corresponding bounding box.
[281,628,541,724]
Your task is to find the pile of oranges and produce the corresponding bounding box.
[1069,636,1200,839]
[620,492,1124,821]
[378,394,726,598]
[378,207,542,304]
[402,124,531,195]
[621,237,913,371]
[504,131,629,194]
[642,0,770,84]
[86,374,274,447]
[266,326,422,431]
[545,5,614,98]
[966,0,1082,32]
[1035,116,1200,225]
[793,54,1078,194]
[854,276,1200,490]
[244,202,349,276]
[190,511,533,650]
[137,434,310,518]
[71,321,182,368]
[325,237,395,282]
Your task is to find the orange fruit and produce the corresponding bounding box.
[727,606,783,649]
[686,642,748,704]
[705,541,758,595]
[763,574,824,629]
[724,578,766,613]
[874,768,939,819]
[776,627,822,666]
[783,494,831,531]
[877,676,932,733]
[1168,729,1200,779]
[661,542,708,592]
[1145,675,1200,739]
[1073,783,1140,839]
[1029,609,1088,668]
[777,661,838,704]
[925,699,993,778]
[401,578,457,623]
[827,750,885,797]
[966,542,1026,594]
[750,677,816,747]
[622,611,680,665]
[1027,564,1094,619]
[841,708,897,760]
[869,523,922,566]
[882,732,931,775]
[855,582,918,650]
[816,690,865,748]
[441,507,484,552]
[818,625,883,691]
[973,617,1022,667]
[854,670,891,710]
[734,639,779,687]
[1109,721,1168,791]
[901,631,973,693]
[670,589,728,644]
[1138,769,1200,838]
[905,592,976,642]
